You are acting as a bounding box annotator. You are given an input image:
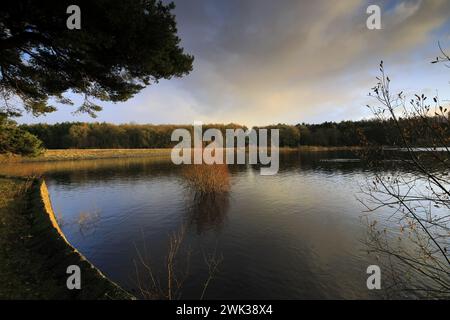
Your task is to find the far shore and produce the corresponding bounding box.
[0,146,362,163]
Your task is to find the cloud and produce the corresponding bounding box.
[163,0,450,126]
[20,0,450,125]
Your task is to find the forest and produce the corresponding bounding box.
[17,115,450,150]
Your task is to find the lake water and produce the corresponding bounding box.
[1,151,422,299]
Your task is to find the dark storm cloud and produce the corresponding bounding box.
[21,0,450,125]
[154,0,449,125]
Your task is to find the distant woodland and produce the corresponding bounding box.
[18,115,450,149]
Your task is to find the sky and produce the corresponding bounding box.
[19,0,450,127]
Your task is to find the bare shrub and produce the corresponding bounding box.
[133,226,222,300]
[360,60,450,298]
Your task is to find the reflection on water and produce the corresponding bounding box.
[181,163,231,235]
[76,209,102,236]
[0,151,425,299]
[186,192,230,235]
[0,156,175,178]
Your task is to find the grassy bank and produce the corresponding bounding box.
[0,148,172,163]
[0,176,133,299]
[0,146,361,163]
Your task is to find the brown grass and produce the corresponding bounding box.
[0,146,362,164]
[182,163,230,195]
[0,148,172,163]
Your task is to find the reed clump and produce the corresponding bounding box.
[182,163,230,195]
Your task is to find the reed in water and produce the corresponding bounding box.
[182,163,230,196]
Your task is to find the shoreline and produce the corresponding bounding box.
[0,146,362,163]
[0,176,134,299]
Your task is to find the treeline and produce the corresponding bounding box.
[20,123,247,149]
[257,120,402,147]
[19,117,449,149]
